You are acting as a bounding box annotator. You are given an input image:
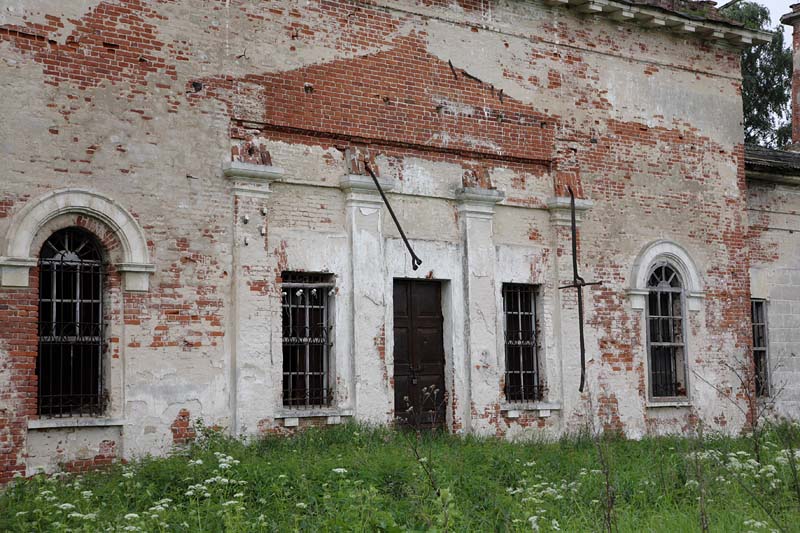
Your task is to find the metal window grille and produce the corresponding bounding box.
[751,299,769,397]
[281,272,334,407]
[646,264,687,398]
[502,284,543,402]
[37,228,105,417]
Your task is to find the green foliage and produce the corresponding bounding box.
[2,423,800,531]
[723,1,792,148]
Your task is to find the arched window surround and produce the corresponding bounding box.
[628,240,705,312]
[0,189,153,291]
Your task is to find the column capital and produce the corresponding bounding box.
[223,160,285,198]
[545,196,593,227]
[456,187,504,219]
[339,174,396,208]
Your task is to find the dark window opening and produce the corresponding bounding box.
[646,264,687,399]
[281,272,334,407]
[751,299,769,398]
[503,283,543,402]
[38,228,105,417]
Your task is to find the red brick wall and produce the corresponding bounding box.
[0,269,38,484]
[0,0,756,467]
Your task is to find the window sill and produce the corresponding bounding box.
[646,400,692,408]
[500,402,561,418]
[275,408,353,427]
[28,417,125,430]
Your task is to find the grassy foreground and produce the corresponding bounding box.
[2,423,800,532]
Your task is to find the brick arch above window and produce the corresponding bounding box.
[0,189,154,291]
[628,240,705,312]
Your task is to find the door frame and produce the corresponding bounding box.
[389,277,452,430]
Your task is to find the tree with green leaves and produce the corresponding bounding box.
[722,1,792,148]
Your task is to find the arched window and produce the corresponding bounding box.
[646,263,688,399]
[38,228,105,417]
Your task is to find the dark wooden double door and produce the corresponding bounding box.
[393,280,446,429]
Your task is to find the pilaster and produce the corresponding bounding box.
[223,161,284,434]
[340,174,395,423]
[456,187,504,429]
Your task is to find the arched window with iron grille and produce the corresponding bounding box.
[646,262,688,399]
[38,228,106,417]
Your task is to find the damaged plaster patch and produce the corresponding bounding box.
[0,0,103,45]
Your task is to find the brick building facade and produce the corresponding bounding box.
[0,0,790,481]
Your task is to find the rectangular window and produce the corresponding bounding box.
[502,284,542,402]
[281,272,334,407]
[751,299,769,397]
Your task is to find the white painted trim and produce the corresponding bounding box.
[629,240,705,308]
[1,189,154,291]
[28,417,126,429]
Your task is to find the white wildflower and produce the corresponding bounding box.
[332,468,348,474]
[296,502,307,509]
[124,513,140,520]
[57,503,76,511]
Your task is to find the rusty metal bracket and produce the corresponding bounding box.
[364,162,422,271]
[557,185,602,392]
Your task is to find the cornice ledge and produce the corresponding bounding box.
[746,170,800,186]
[547,0,771,47]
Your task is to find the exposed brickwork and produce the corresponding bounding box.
[0,0,769,481]
[61,440,118,474]
[170,409,197,446]
[0,268,38,484]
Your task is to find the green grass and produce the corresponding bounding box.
[2,423,800,532]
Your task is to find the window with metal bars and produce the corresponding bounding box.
[281,272,334,407]
[751,299,769,397]
[646,263,688,399]
[502,283,543,402]
[38,228,106,417]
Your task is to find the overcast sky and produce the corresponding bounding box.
[759,0,791,42]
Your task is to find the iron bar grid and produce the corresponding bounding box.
[281,272,334,407]
[751,299,769,397]
[37,228,105,417]
[646,264,687,399]
[502,284,543,403]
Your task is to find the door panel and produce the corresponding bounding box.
[393,280,446,429]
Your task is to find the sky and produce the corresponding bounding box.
[758,0,792,42]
